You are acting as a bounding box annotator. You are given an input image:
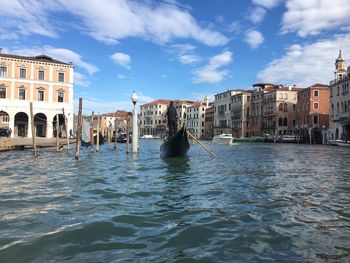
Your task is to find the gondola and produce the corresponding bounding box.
[160,125,190,158]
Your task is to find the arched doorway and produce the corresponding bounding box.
[53,114,65,137]
[34,113,47,137]
[0,111,9,128]
[14,112,29,137]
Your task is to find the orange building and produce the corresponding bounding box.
[0,52,74,138]
[297,84,330,143]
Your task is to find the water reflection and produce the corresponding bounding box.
[162,156,190,175]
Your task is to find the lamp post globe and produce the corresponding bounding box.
[131,91,138,106]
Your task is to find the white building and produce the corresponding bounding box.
[330,50,350,141]
[213,90,243,136]
[139,99,195,137]
[0,52,74,138]
[186,97,210,139]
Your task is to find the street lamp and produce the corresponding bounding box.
[131,91,138,153]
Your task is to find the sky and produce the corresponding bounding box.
[1,0,350,113]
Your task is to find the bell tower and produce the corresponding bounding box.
[335,49,346,81]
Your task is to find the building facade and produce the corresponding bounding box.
[262,87,299,137]
[139,100,168,137]
[249,83,277,137]
[231,91,252,138]
[213,90,242,136]
[330,50,350,141]
[0,52,74,138]
[296,84,330,143]
[203,105,214,140]
[186,97,209,139]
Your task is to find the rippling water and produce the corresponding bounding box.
[0,141,349,262]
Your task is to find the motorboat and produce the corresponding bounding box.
[335,139,350,147]
[212,134,233,144]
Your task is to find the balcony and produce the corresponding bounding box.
[218,109,225,115]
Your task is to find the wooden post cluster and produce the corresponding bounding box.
[30,102,37,157]
[75,98,82,160]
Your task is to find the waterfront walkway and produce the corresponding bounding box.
[0,137,76,151]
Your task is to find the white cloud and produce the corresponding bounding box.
[281,0,350,37]
[0,0,59,40]
[252,0,281,9]
[74,93,155,113]
[171,44,201,64]
[228,21,241,33]
[190,92,215,102]
[46,48,99,75]
[256,34,350,87]
[193,51,233,83]
[49,0,229,46]
[117,74,126,79]
[245,30,264,49]
[249,7,266,24]
[74,72,90,87]
[111,52,131,69]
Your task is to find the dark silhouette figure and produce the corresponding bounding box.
[166,101,178,138]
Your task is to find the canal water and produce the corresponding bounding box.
[0,141,349,262]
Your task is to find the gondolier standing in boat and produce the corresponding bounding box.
[166,101,178,137]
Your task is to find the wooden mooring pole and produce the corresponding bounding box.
[96,114,100,152]
[114,125,117,150]
[30,102,37,157]
[63,108,70,151]
[56,113,60,151]
[75,98,82,160]
[90,111,94,153]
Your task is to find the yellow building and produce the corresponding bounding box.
[0,52,74,138]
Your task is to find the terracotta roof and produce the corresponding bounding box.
[0,53,72,66]
[309,83,329,88]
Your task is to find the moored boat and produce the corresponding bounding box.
[160,126,190,157]
[212,134,233,144]
[335,139,350,147]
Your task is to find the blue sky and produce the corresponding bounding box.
[1,0,350,112]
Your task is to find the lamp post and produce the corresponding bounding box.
[131,91,138,153]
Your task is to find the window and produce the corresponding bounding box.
[313,115,318,124]
[58,72,65,82]
[20,68,26,78]
[0,87,6,98]
[278,103,283,111]
[58,91,64,102]
[38,70,45,80]
[314,90,319,97]
[283,117,288,126]
[278,117,283,126]
[19,89,26,100]
[313,102,319,110]
[0,66,7,77]
[38,90,44,101]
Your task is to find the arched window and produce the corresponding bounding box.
[283,117,288,126]
[284,103,288,112]
[278,103,283,111]
[278,117,283,126]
